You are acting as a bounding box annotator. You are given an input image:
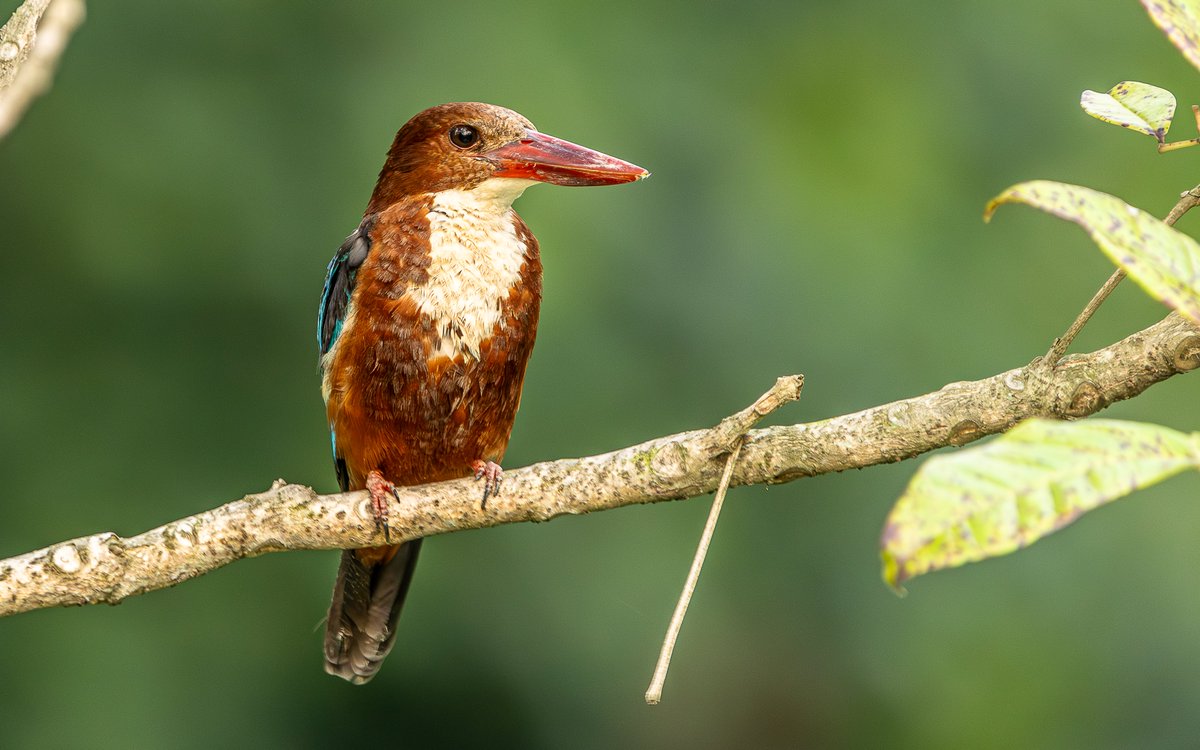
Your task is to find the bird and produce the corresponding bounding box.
[317,102,647,684]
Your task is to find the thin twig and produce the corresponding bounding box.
[643,375,803,704]
[645,375,803,704]
[1043,184,1200,365]
[1164,186,1200,226]
[707,374,805,452]
[645,437,744,706]
[1043,268,1126,364]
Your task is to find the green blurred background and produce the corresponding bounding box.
[2,1,1199,747]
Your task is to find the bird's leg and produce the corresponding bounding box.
[365,469,395,543]
[471,459,503,509]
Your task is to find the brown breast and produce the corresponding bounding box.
[324,192,542,489]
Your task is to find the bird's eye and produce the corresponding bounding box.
[448,124,480,149]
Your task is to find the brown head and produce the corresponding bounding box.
[366,102,648,214]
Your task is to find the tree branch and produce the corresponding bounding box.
[1,314,1196,617]
[0,0,84,140]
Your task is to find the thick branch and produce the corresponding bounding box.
[2,314,1197,617]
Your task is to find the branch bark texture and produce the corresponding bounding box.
[0,0,84,139]
[2,314,1197,617]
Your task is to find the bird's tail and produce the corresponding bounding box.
[323,540,423,684]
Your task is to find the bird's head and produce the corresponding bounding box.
[367,102,648,213]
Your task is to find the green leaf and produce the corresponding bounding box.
[1080,81,1175,142]
[1143,0,1200,73]
[881,419,1199,591]
[985,180,1200,325]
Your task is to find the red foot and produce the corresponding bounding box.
[471,459,503,509]
[365,470,396,543]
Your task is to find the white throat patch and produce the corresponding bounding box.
[411,177,537,360]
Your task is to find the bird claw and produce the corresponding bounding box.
[471,460,503,509]
[365,470,394,543]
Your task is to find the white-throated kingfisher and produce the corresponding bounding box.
[317,102,647,684]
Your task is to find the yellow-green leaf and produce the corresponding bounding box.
[881,419,1199,591]
[1080,81,1175,142]
[985,180,1200,325]
[1143,0,1200,72]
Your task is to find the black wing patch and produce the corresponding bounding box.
[318,215,376,358]
[334,456,351,494]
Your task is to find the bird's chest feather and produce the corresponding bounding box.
[324,190,542,481]
[411,190,531,359]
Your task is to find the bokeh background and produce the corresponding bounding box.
[2,1,1199,747]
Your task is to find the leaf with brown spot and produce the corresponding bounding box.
[1143,0,1200,72]
[1080,81,1175,142]
[881,419,1199,591]
[985,180,1200,325]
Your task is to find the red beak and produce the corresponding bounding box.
[488,131,649,186]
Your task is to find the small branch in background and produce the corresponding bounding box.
[0,0,49,91]
[1164,184,1200,226]
[0,0,85,140]
[646,376,803,706]
[1044,184,1200,365]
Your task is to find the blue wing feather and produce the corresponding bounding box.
[318,216,375,359]
[318,217,376,491]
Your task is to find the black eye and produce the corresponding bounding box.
[448,124,480,149]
